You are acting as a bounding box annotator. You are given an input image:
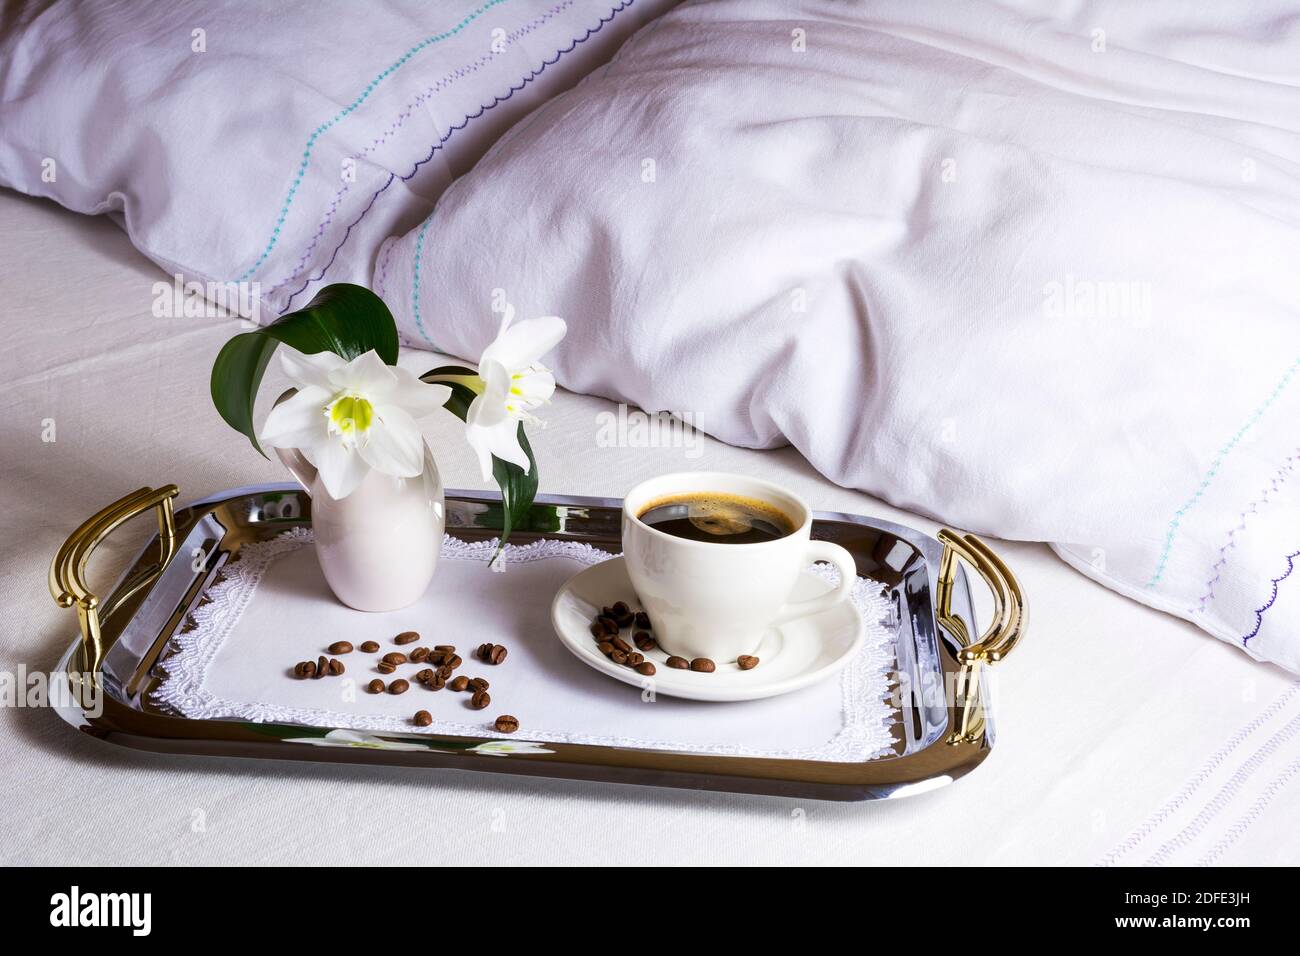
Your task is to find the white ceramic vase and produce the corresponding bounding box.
[275,442,445,612]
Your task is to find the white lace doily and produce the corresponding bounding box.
[153,530,899,762]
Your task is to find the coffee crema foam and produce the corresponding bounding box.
[636,492,796,544]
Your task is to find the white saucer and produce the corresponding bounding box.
[551,556,865,702]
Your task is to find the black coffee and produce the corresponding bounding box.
[637,493,795,544]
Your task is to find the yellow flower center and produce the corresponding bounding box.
[325,393,374,448]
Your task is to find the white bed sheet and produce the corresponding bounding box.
[0,190,1296,866]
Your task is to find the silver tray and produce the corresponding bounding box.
[49,482,1025,801]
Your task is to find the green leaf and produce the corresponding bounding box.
[423,366,539,557]
[211,283,399,456]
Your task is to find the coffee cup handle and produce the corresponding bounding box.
[773,540,857,624]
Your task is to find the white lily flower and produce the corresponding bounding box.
[463,305,567,481]
[260,349,450,500]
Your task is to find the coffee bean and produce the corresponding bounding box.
[377,662,396,675]
[415,668,434,685]
[690,658,716,673]
[367,679,385,694]
[428,651,447,666]
[626,652,644,667]
[429,675,446,691]
[633,632,656,651]
[610,636,630,653]
[446,654,463,669]
[294,661,315,679]
[597,641,615,656]
[449,676,470,692]
[413,710,432,727]
[434,644,456,653]
[613,611,635,628]
[328,658,345,675]
[409,647,430,663]
[488,644,508,665]
[470,689,491,710]
[666,656,690,670]
[327,641,353,655]
[394,631,419,645]
[476,641,494,661]
[389,678,410,695]
[634,611,651,629]
[635,661,656,676]
[596,616,619,636]
[314,655,329,679]
[381,652,407,666]
[494,715,519,733]
[588,623,606,639]
[601,606,615,617]
[612,601,629,615]
[468,677,489,691]
[359,641,380,654]
[610,649,628,665]
[737,655,759,670]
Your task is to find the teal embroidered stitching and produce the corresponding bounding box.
[235,0,510,283]
[411,217,435,348]
[1145,356,1300,589]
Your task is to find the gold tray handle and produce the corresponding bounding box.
[49,485,179,675]
[935,529,1027,745]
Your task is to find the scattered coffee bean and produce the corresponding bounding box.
[413,710,433,727]
[633,631,656,651]
[429,675,446,691]
[468,677,489,691]
[446,653,463,669]
[737,655,759,670]
[612,601,630,615]
[488,644,508,665]
[595,616,619,636]
[635,661,656,676]
[613,611,635,628]
[415,668,435,685]
[389,678,410,695]
[449,676,470,692]
[409,646,430,663]
[359,641,380,654]
[436,664,454,680]
[666,656,690,670]
[435,644,456,653]
[314,655,329,679]
[327,641,353,655]
[328,658,345,676]
[634,611,651,629]
[377,662,396,675]
[293,660,316,679]
[588,623,606,639]
[428,650,447,666]
[381,652,407,666]
[690,658,716,673]
[476,641,494,661]
[610,636,631,653]
[470,689,491,710]
[626,652,644,667]
[394,631,419,645]
[494,715,519,733]
[610,649,628,665]
[597,641,615,656]
[367,679,385,694]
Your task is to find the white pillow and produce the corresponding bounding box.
[379,0,1300,674]
[0,0,677,316]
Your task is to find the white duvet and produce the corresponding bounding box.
[381,0,1300,673]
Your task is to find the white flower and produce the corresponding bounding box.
[464,305,566,481]
[260,349,451,500]
[282,729,432,751]
[469,740,555,757]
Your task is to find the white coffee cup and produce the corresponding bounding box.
[621,472,858,663]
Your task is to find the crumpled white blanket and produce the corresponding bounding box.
[379,0,1300,673]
